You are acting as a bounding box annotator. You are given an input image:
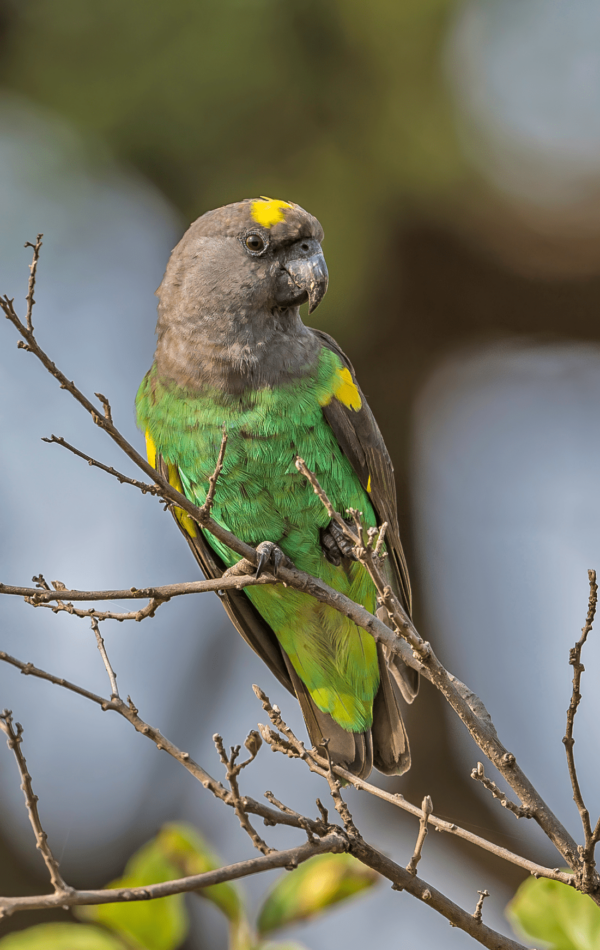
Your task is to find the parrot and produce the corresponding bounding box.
[136,197,418,779]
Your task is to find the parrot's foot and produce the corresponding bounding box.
[320,518,357,566]
[255,541,289,578]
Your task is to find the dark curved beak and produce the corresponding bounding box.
[283,252,329,314]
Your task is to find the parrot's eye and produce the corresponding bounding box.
[245,232,267,254]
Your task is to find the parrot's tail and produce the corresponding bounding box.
[282,646,411,780]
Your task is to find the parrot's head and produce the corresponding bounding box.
[156,197,328,327]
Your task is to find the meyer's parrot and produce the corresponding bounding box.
[136,197,418,778]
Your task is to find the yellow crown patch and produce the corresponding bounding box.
[251,197,291,229]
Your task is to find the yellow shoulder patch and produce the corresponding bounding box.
[251,197,291,229]
[319,366,362,412]
[145,432,197,538]
[145,430,156,468]
[334,366,362,411]
[366,474,372,493]
[167,463,198,539]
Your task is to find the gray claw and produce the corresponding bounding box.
[255,541,286,578]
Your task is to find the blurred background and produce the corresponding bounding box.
[2,0,600,946]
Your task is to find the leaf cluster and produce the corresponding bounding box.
[0,823,377,950]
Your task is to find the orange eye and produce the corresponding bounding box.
[245,233,266,253]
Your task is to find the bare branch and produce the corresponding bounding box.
[351,838,527,950]
[0,572,276,605]
[471,763,534,819]
[24,234,42,332]
[322,738,358,837]
[213,733,272,855]
[0,651,229,802]
[94,392,113,425]
[295,455,354,539]
[204,428,228,516]
[91,618,119,698]
[0,833,347,918]
[42,435,159,495]
[0,652,554,946]
[406,795,433,876]
[563,568,599,892]
[253,687,577,885]
[33,596,167,623]
[0,710,70,894]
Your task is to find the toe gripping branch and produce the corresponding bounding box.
[320,518,357,567]
[255,541,289,579]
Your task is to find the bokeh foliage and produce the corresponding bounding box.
[507,876,600,950]
[0,824,378,950]
[0,0,466,337]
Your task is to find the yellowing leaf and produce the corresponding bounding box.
[0,923,126,950]
[507,876,600,950]
[157,822,242,924]
[257,853,378,935]
[76,835,188,950]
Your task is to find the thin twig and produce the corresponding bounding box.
[94,393,113,425]
[32,596,167,623]
[213,733,273,855]
[204,428,228,516]
[254,686,573,886]
[42,436,159,494]
[24,234,42,332]
[322,738,358,837]
[473,889,490,924]
[0,651,229,801]
[563,568,598,891]
[406,795,433,876]
[0,710,70,894]
[91,618,119,698]
[471,763,534,819]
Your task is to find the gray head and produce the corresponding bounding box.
[154,197,328,393]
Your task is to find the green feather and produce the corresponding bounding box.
[136,346,380,732]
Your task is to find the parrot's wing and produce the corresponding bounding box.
[156,455,294,695]
[311,328,418,707]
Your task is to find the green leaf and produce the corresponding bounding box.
[0,923,126,950]
[157,822,243,924]
[507,876,600,950]
[257,853,378,935]
[77,822,248,950]
[255,943,308,950]
[255,944,308,950]
[76,833,189,950]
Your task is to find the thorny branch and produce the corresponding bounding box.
[0,235,598,943]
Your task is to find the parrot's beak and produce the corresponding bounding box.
[282,251,329,314]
